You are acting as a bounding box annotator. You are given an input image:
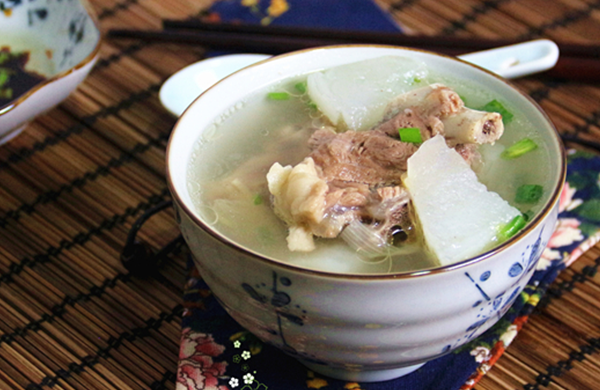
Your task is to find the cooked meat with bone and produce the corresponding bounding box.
[380,83,504,146]
[267,83,504,252]
[267,156,410,252]
[441,108,503,145]
[375,108,444,140]
[384,83,464,119]
[309,127,415,181]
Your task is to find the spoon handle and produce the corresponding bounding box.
[159,41,560,117]
[458,39,559,79]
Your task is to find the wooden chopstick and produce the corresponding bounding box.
[162,19,600,59]
[108,28,354,55]
[107,25,600,82]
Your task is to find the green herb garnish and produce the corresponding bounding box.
[0,52,9,65]
[398,127,422,144]
[407,76,422,85]
[294,82,307,94]
[501,138,538,159]
[0,68,9,88]
[253,194,263,205]
[307,101,318,110]
[267,92,290,100]
[515,184,543,204]
[480,99,514,123]
[498,215,527,241]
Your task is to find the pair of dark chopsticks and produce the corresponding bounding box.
[108,19,600,82]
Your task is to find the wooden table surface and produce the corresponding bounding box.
[0,0,599,389]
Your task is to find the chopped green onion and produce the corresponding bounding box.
[267,92,290,100]
[0,68,9,87]
[515,184,543,204]
[501,138,538,159]
[498,215,527,241]
[398,127,422,144]
[294,82,307,94]
[407,76,422,85]
[0,52,9,65]
[307,101,318,110]
[480,99,514,123]
[253,194,263,205]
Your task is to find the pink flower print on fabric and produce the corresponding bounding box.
[537,183,585,271]
[547,218,584,248]
[177,328,229,390]
[538,218,584,270]
[558,182,582,213]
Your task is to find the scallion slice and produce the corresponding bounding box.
[399,127,422,144]
[480,99,514,123]
[498,215,527,241]
[515,184,543,204]
[0,69,9,87]
[407,76,422,85]
[501,138,538,159]
[267,92,290,100]
[294,82,307,94]
[253,194,263,205]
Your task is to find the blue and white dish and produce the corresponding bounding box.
[0,0,101,144]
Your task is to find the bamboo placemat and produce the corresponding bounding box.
[0,0,599,389]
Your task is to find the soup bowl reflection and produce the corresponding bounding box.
[166,45,565,382]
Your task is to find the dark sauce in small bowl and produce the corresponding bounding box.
[0,47,47,110]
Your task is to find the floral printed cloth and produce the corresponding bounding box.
[203,0,401,31]
[177,150,600,390]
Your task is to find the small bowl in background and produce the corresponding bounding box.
[0,0,101,144]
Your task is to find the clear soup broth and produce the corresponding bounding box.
[187,61,553,275]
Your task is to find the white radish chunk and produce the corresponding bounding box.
[404,135,521,265]
[307,56,428,131]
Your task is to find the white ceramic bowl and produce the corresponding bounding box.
[167,46,566,382]
[0,0,101,144]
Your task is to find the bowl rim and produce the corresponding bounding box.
[0,0,102,117]
[167,44,567,280]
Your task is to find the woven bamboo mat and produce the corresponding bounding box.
[0,0,599,389]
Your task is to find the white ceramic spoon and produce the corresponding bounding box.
[160,39,559,117]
